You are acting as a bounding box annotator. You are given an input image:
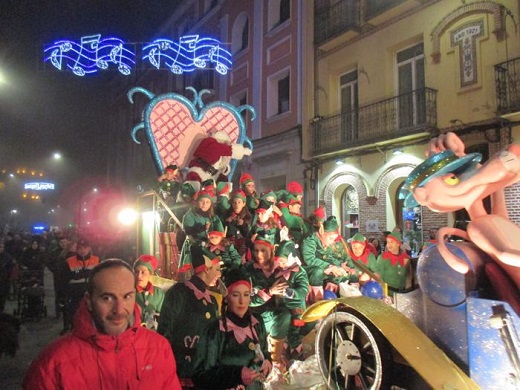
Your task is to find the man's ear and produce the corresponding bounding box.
[85,292,92,312]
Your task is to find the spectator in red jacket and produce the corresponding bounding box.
[23,259,181,389]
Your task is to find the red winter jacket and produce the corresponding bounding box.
[23,299,181,390]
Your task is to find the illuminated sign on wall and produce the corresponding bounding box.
[24,182,56,191]
[43,34,232,77]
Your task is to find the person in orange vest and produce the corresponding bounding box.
[60,238,100,334]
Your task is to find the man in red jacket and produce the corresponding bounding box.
[23,259,181,389]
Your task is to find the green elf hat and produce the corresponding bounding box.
[195,186,216,203]
[256,199,274,214]
[164,164,178,173]
[351,232,367,243]
[287,194,302,205]
[253,232,275,249]
[275,240,298,260]
[399,150,481,208]
[387,231,402,245]
[239,173,255,188]
[181,182,197,199]
[230,189,247,202]
[217,181,232,196]
[191,244,220,274]
[134,255,158,274]
[208,218,226,237]
[224,268,252,292]
[260,190,277,202]
[323,216,339,233]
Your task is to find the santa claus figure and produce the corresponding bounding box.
[183,131,252,195]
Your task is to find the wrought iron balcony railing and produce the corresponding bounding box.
[495,56,520,115]
[314,0,360,45]
[365,0,407,19]
[310,87,437,156]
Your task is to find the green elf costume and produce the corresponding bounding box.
[240,173,260,213]
[222,189,252,258]
[273,240,312,360]
[278,195,310,247]
[179,186,223,276]
[158,245,220,387]
[133,255,165,330]
[376,231,412,292]
[244,234,306,372]
[206,218,242,279]
[348,232,378,273]
[192,268,272,390]
[302,216,358,300]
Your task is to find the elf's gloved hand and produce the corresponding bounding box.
[241,367,260,385]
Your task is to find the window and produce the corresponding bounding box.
[268,0,291,31]
[267,69,291,117]
[232,14,249,54]
[396,43,425,129]
[278,75,290,114]
[231,90,248,122]
[279,0,290,24]
[340,70,358,143]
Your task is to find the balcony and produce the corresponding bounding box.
[314,0,361,46]
[310,87,437,157]
[365,0,408,20]
[495,56,520,118]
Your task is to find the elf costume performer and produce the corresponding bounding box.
[222,189,252,258]
[273,240,312,360]
[206,218,242,279]
[133,255,165,330]
[278,194,311,247]
[376,231,412,293]
[244,234,305,373]
[179,186,222,277]
[192,268,272,390]
[240,173,260,213]
[158,245,221,387]
[302,216,358,301]
[348,232,378,274]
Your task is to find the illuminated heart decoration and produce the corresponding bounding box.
[128,87,254,179]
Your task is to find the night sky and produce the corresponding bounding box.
[0,0,179,176]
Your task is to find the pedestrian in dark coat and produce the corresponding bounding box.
[158,244,222,387]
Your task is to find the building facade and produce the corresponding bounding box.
[306,0,520,250]
[108,0,312,209]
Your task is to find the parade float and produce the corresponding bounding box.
[303,133,520,389]
[128,87,254,281]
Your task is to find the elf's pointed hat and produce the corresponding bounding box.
[191,244,220,274]
[239,173,254,188]
[323,216,339,232]
[387,231,402,244]
[134,255,158,273]
[253,231,275,249]
[208,218,226,237]
[224,268,251,292]
[351,232,366,243]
